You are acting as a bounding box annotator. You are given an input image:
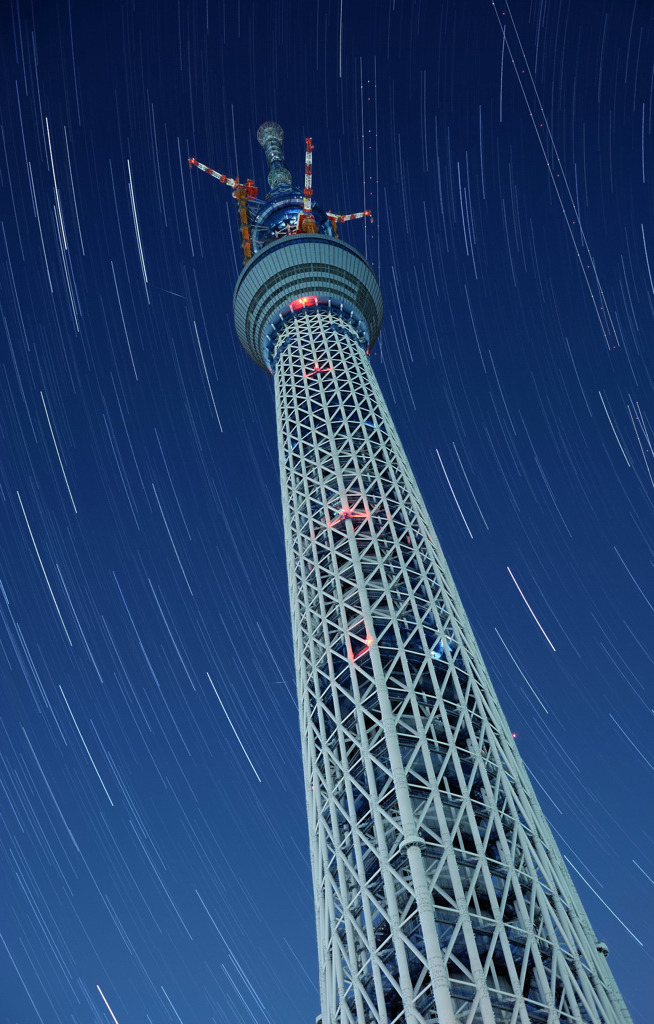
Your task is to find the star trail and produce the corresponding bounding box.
[0,1,652,1022]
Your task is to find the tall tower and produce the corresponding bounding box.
[192,124,632,1024]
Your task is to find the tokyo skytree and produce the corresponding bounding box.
[191,123,632,1024]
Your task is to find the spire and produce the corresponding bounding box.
[256,121,293,191]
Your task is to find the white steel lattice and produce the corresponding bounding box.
[273,307,632,1024]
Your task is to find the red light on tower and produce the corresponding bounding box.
[290,295,318,311]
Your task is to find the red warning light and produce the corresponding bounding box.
[304,363,333,378]
[327,506,370,527]
[290,295,318,311]
[349,635,375,661]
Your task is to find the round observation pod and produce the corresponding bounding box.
[232,234,384,372]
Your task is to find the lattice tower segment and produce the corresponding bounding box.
[219,121,633,1024]
[268,304,632,1024]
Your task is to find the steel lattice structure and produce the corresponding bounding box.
[193,122,633,1024]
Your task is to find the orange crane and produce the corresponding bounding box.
[188,158,258,263]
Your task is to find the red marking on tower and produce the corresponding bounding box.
[328,507,370,528]
[290,296,318,311]
[304,363,333,378]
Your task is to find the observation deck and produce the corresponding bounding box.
[224,120,383,372]
[232,233,383,372]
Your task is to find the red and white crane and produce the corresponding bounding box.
[296,138,317,234]
[188,158,258,199]
[189,136,372,255]
[188,157,258,263]
[326,209,373,237]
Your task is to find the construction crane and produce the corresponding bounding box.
[189,134,373,259]
[296,138,372,237]
[326,208,373,238]
[296,138,317,235]
[188,158,258,264]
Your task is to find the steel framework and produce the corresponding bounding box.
[197,121,634,1024]
[272,308,631,1024]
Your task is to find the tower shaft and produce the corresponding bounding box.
[273,307,630,1024]
[212,121,634,1024]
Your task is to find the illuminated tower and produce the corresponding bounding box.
[191,124,632,1024]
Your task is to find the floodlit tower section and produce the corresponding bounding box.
[193,123,633,1024]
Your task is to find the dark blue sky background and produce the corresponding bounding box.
[0,1,652,1022]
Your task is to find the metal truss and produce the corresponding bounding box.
[272,306,632,1024]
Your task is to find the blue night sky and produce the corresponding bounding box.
[0,1,652,1022]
